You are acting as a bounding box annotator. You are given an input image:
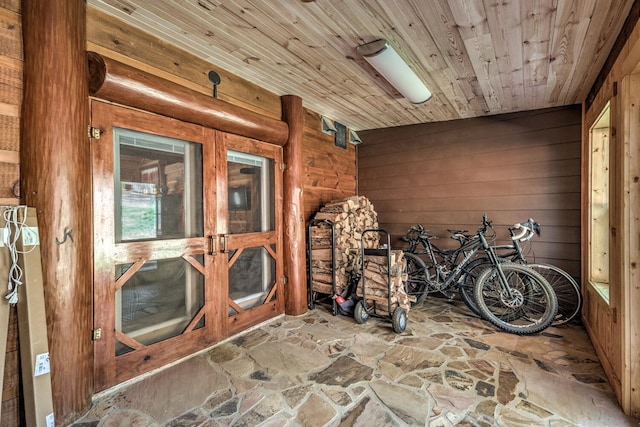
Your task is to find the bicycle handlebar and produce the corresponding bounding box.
[510,218,540,242]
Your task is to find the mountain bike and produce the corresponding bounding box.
[403,215,558,334]
[401,224,477,304]
[457,218,582,325]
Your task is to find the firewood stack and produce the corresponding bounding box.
[356,250,413,315]
[309,196,380,297]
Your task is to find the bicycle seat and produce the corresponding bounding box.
[447,229,468,235]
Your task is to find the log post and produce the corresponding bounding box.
[21,0,92,423]
[281,95,307,315]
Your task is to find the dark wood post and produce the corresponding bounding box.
[281,95,307,315]
[21,0,92,423]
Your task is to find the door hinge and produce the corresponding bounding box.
[612,307,617,324]
[88,126,102,139]
[279,162,286,171]
[92,328,102,340]
[281,276,288,285]
[613,81,618,97]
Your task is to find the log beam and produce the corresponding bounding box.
[87,52,289,146]
[21,0,92,423]
[281,95,307,315]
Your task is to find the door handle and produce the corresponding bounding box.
[208,235,217,255]
[219,234,228,253]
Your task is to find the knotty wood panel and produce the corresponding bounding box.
[302,109,357,220]
[86,0,634,131]
[358,105,582,281]
[582,15,640,417]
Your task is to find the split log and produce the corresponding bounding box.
[355,250,413,314]
[308,195,379,297]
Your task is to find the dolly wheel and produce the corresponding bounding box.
[392,307,407,333]
[354,300,369,324]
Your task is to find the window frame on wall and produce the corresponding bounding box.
[587,101,612,303]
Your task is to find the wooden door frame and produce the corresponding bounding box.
[216,132,285,338]
[91,100,219,390]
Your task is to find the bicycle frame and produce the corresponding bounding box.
[405,217,515,298]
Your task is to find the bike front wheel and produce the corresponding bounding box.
[474,263,558,335]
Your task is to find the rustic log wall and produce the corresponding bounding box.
[358,105,582,279]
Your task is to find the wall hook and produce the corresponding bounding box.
[208,71,221,98]
[55,227,73,245]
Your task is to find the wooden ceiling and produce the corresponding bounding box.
[87,0,635,131]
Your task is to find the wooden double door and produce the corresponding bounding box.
[91,101,284,390]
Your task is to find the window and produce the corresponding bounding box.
[588,102,611,302]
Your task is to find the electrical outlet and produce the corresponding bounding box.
[22,227,40,246]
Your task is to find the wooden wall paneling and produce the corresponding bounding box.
[21,0,92,423]
[358,106,582,281]
[86,6,281,121]
[302,110,357,220]
[582,286,622,400]
[620,73,640,417]
[581,17,640,417]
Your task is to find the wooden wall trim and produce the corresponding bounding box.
[87,52,289,146]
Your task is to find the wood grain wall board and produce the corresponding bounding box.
[0,115,18,152]
[304,167,356,190]
[359,106,582,270]
[86,7,282,120]
[0,66,21,104]
[359,105,582,146]
[358,128,581,167]
[376,208,580,230]
[371,192,581,217]
[0,161,17,198]
[0,10,21,61]
[359,156,581,188]
[0,1,18,14]
[362,175,581,200]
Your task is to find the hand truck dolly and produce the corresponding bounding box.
[354,229,408,333]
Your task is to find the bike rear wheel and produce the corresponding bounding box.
[403,252,430,305]
[474,263,558,335]
[527,263,581,325]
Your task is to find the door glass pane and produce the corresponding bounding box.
[227,150,274,234]
[114,128,203,242]
[228,247,276,313]
[115,256,205,355]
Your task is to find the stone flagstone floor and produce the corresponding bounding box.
[71,298,639,426]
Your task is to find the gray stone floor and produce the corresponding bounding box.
[71,298,639,426]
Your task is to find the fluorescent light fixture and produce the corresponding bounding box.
[356,39,432,104]
[321,116,337,135]
[349,130,362,145]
